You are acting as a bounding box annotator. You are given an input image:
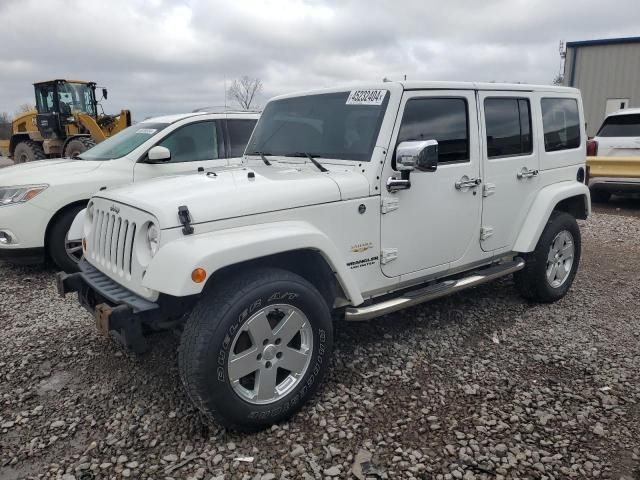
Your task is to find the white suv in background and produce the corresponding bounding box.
[589,108,640,157]
[0,111,259,271]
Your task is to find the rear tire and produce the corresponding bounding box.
[179,267,333,431]
[64,137,96,158]
[13,140,45,163]
[514,211,581,303]
[590,189,611,203]
[47,204,86,273]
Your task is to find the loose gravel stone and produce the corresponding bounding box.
[1,211,640,479]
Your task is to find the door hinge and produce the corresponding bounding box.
[381,197,400,214]
[480,226,494,241]
[483,183,496,197]
[381,248,398,264]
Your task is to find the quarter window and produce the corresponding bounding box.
[397,98,469,164]
[227,119,257,157]
[158,121,219,163]
[484,98,532,158]
[541,98,580,152]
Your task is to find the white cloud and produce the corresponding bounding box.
[0,0,638,120]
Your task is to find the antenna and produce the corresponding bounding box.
[224,75,227,109]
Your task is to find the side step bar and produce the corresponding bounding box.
[344,258,525,321]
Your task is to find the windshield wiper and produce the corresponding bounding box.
[284,152,328,173]
[247,151,272,166]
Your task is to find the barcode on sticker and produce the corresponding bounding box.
[136,128,157,135]
[346,89,386,105]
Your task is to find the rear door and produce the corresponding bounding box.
[595,112,640,157]
[133,120,227,181]
[479,92,539,251]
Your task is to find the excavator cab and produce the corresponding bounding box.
[33,80,99,139]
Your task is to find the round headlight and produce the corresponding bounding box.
[147,223,160,256]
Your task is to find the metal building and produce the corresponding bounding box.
[563,36,640,136]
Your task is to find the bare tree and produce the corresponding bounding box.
[14,103,35,117]
[227,76,263,110]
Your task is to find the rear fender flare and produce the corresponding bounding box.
[513,181,590,253]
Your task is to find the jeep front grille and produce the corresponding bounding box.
[89,208,137,275]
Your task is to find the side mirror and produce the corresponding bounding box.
[147,146,171,163]
[102,88,108,100]
[396,140,438,172]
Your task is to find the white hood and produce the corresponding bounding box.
[96,164,370,228]
[0,159,103,186]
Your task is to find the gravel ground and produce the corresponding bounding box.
[1,212,640,480]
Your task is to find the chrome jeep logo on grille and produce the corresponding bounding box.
[110,205,120,214]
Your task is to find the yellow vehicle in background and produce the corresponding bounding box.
[0,79,131,162]
[586,156,640,202]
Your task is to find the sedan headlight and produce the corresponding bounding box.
[0,185,48,206]
[146,223,160,256]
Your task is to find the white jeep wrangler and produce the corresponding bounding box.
[58,81,590,431]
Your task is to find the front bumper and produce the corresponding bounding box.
[56,259,159,353]
[0,201,50,249]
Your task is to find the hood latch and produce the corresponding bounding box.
[178,205,194,235]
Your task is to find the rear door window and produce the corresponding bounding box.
[484,98,532,158]
[227,119,257,157]
[597,114,640,137]
[541,98,581,152]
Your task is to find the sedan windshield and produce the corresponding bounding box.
[80,123,169,160]
[246,90,389,162]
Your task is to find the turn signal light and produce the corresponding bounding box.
[191,268,207,283]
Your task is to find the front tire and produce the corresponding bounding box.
[13,140,45,163]
[179,268,333,431]
[47,204,86,272]
[514,211,581,303]
[64,137,96,158]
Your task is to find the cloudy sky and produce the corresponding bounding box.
[1,0,638,120]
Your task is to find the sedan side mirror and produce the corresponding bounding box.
[147,146,171,163]
[396,140,439,172]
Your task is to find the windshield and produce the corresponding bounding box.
[80,123,169,160]
[246,90,389,162]
[58,82,97,117]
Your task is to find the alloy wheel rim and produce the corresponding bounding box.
[545,230,575,288]
[227,303,313,405]
[65,231,83,263]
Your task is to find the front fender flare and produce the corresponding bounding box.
[513,181,590,253]
[142,221,364,305]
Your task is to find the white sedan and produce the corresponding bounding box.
[0,111,259,271]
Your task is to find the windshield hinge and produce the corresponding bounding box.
[381,197,399,214]
[178,205,194,235]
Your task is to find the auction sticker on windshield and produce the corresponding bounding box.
[136,128,157,135]
[346,90,386,106]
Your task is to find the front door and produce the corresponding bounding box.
[133,120,227,181]
[479,92,540,251]
[380,90,482,278]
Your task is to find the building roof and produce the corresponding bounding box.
[566,36,640,48]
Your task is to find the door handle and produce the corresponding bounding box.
[517,167,539,180]
[455,177,481,190]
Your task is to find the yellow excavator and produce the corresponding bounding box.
[0,79,131,162]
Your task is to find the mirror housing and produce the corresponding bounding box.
[147,146,171,163]
[396,140,438,172]
[102,88,108,100]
